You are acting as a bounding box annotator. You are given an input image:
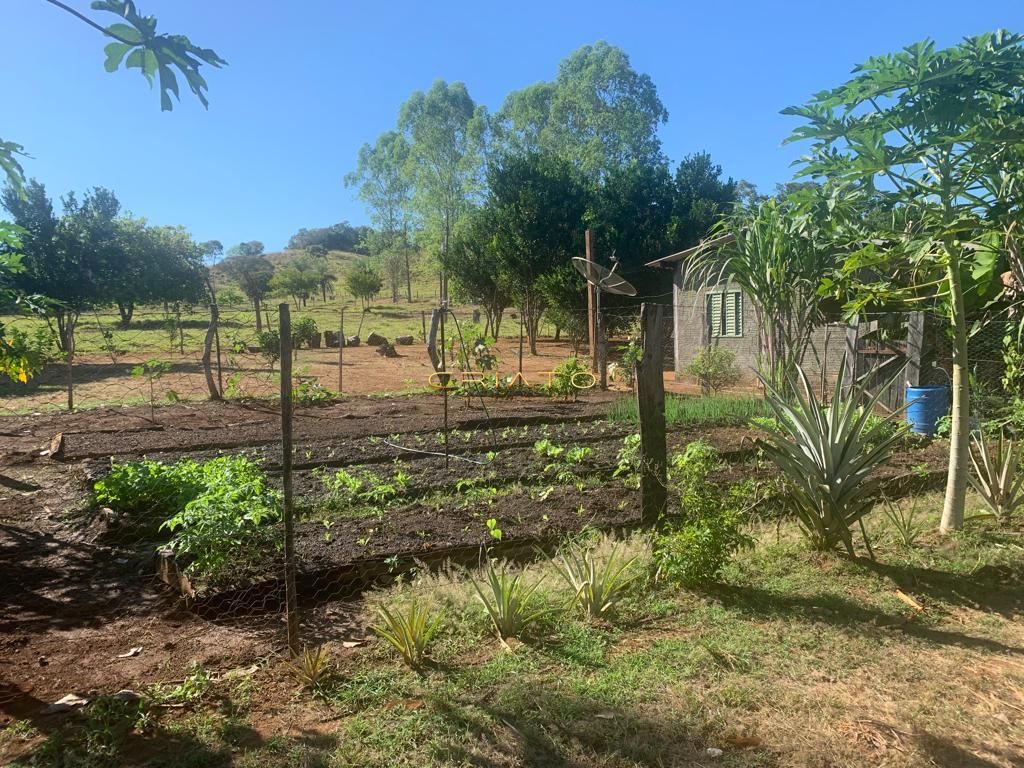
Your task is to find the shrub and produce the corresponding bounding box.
[685,345,742,395]
[161,456,281,581]
[256,329,281,367]
[292,316,319,348]
[654,441,753,585]
[93,459,206,535]
[548,356,591,401]
[756,364,903,554]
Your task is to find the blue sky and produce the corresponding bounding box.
[4,0,1022,252]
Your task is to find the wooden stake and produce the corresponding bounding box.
[636,303,667,525]
[586,229,597,372]
[338,308,345,394]
[279,304,300,656]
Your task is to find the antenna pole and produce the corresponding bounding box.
[585,229,597,373]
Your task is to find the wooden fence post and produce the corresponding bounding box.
[279,304,299,656]
[338,308,344,394]
[907,311,925,387]
[636,303,668,525]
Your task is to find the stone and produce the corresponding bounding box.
[43,694,88,715]
[323,330,339,348]
[375,343,399,358]
[395,335,414,345]
[366,332,388,347]
[345,335,360,347]
[310,333,321,349]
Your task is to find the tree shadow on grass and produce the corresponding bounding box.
[913,730,1014,768]
[707,582,1024,656]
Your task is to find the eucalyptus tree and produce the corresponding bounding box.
[398,81,486,302]
[446,207,512,339]
[345,131,415,301]
[783,30,1024,532]
[496,41,667,182]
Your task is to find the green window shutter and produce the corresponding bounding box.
[707,293,723,337]
[724,291,742,337]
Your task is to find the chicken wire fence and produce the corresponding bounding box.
[12,300,667,657]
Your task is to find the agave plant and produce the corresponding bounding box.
[756,364,904,554]
[371,600,442,669]
[550,541,637,619]
[968,431,1024,526]
[472,560,552,644]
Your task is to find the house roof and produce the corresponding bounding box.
[644,233,735,268]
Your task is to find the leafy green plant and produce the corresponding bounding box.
[293,377,334,405]
[285,645,332,692]
[685,345,742,395]
[256,328,281,368]
[613,433,642,490]
[968,432,1024,526]
[609,338,643,390]
[93,459,206,535]
[472,561,551,643]
[160,456,281,582]
[550,540,638,619]
[371,601,442,669]
[655,441,754,585]
[486,518,503,541]
[607,395,768,427]
[755,365,904,554]
[292,316,319,350]
[131,359,172,420]
[881,497,924,548]
[548,356,590,401]
[148,662,213,706]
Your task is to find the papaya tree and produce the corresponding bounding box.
[783,31,1024,532]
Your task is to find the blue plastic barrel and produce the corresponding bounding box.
[905,385,950,436]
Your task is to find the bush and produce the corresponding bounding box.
[161,457,281,582]
[685,345,742,395]
[654,441,753,585]
[548,356,591,401]
[94,456,281,582]
[292,317,319,348]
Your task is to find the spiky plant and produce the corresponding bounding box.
[286,645,332,692]
[756,364,904,554]
[371,600,441,669]
[472,561,552,644]
[969,432,1024,526]
[550,541,637,619]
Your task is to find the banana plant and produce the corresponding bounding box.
[756,364,905,554]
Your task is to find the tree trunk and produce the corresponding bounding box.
[117,301,134,327]
[254,297,263,334]
[202,303,221,400]
[940,250,970,533]
[404,234,412,303]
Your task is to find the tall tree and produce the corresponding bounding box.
[783,30,1024,532]
[345,131,415,301]
[488,151,590,354]
[398,80,485,302]
[496,41,668,181]
[224,242,273,332]
[346,260,383,310]
[446,207,512,338]
[670,152,737,249]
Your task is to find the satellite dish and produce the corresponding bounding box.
[572,257,638,297]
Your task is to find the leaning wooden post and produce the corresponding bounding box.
[636,303,668,525]
[279,304,300,656]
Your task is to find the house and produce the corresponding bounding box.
[645,236,848,390]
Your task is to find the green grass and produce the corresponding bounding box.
[9,496,1024,767]
[608,393,770,427]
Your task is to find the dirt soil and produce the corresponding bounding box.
[0,391,951,730]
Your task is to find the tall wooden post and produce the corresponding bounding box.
[279,304,300,656]
[586,229,597,371]
[906,311,925,388]
[338,308,345,394]
[636,303,668,525]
